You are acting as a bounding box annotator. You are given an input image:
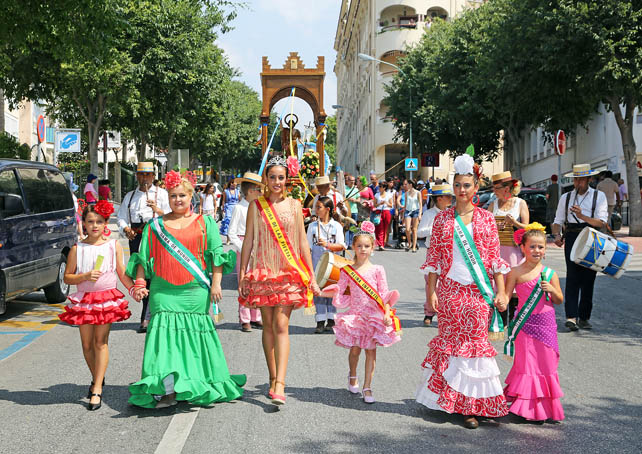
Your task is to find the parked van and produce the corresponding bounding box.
[0,159,77,314]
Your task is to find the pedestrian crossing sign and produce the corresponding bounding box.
[405,158,418,172]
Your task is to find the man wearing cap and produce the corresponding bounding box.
[552,164,608,331]
[116,162,170,333]
[418,184,454,326]
[417,180,429,209]
[228,172,264,332]
[311,175,344,216]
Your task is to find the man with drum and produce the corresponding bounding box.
[116,162,170,333]
[552,164,608,331]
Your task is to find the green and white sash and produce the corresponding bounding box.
[149,218,221,318]
[503,266,554,358]
[453,212,504,336]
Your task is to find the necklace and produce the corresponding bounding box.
[455,207,475,217]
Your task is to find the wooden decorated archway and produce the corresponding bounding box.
[260,52,327,175]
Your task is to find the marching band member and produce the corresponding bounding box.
[116,162,170,333]
[551,164,608,332]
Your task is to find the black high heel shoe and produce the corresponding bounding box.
[87,378,105,399]
[87,393,102,411]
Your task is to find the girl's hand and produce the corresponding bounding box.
[310,281,321,296]
[210,283,222,303]
[133,288,148,301]
[383,314,392,326]
[238,278,249,298]
[429,292,439,313]
[86,270,102,282]
[494,293,508,312]
[540,281,554,293]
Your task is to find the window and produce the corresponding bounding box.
[17,168,74,214]
[0,169,25,218]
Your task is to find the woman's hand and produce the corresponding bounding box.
[504,214,515,226]
[238,275,249,298]
[86,270,102,282]
[494,293,508,312]
[429,292,439,313]
[210,283,222,304]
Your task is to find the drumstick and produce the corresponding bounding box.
[94,255,104,271]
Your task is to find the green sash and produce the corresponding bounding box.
[149,218,221,318]
[503,266,554,358]
[453,212,504,337]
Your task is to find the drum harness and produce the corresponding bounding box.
[564,189,613,237]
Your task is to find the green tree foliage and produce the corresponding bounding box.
[324,115,337,167]
[0,133,30,160]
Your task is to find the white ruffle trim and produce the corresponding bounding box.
[66,299,127,310]
[492,262,511,275]
[416,366,450,413]
[420,264,440,275]
[442,357,504,398]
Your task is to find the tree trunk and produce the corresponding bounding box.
[0,88,5,134]
[138,135,147,163]
[505,127,522,180]
[610,96,642,236]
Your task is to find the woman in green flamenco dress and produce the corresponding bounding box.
[127,170,245,408]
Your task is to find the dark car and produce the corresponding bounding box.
[518,187,549,230]
[0,159,77,314]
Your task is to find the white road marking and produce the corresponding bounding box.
[154,408,200,454]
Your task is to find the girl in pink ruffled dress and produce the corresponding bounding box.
[503,225,565,422]
[59,201,135,411]
[322,221,401,404]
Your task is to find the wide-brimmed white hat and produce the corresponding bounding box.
[234,171,264,187]
[564,164,600,178]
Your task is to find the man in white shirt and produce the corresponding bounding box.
[228,172,264,332]
[597,170,620,222]
[116,162,170,333]
[552,164,608,332]
[311,175,344,216]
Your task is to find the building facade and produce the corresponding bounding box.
[333,0,500,182]
[3,98,55,162]
[515,104,642,191]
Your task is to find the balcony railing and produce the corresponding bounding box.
[377,15,419,34]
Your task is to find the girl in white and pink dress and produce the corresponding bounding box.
[59,201,139,411]
[321,221,401,404]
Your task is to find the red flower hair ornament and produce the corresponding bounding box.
[93,200,114,220]
[165,169,198,190]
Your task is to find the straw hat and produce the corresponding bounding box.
[430,184,453,196]
[136,162,154,173]
[564,163,600,178]
[234,171,264,187]
[491,171,515,184]
[314,175,331,186]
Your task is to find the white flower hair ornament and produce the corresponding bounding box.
[454,154,475,175]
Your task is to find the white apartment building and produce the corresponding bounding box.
[333,0,501,182]
[3,98,55,162]
[516,104,642,190]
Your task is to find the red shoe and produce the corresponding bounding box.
[271,380,286,405]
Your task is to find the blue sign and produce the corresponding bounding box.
[405,158,418,172]
[55,130,81,153]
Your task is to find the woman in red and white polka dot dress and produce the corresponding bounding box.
[416,155,510,429]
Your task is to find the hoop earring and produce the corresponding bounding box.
[103,227,111,237]
[472,192,480,207]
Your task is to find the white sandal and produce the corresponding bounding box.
[348,375,360,394]
[362,388,375,404]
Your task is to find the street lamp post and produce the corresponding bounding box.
[357,53,413,178]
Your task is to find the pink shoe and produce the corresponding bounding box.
[348,375,360,394]
[362,388,375,404]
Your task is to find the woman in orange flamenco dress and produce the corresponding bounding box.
[238,156,320,405]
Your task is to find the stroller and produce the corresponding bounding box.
[395,217,408,250]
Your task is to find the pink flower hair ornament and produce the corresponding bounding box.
[287,156,300,176]
[513,228,526,246]
[355,220,376,237]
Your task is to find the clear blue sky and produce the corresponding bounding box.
[218,0,341,130]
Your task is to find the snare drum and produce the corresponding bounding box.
[570,227,634,279]
[315,252,353,289]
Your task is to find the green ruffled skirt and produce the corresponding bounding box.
[129,278,245,408]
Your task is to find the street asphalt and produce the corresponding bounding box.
[1,237,641,454]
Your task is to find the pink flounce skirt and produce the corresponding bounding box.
[333,311,401,350]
